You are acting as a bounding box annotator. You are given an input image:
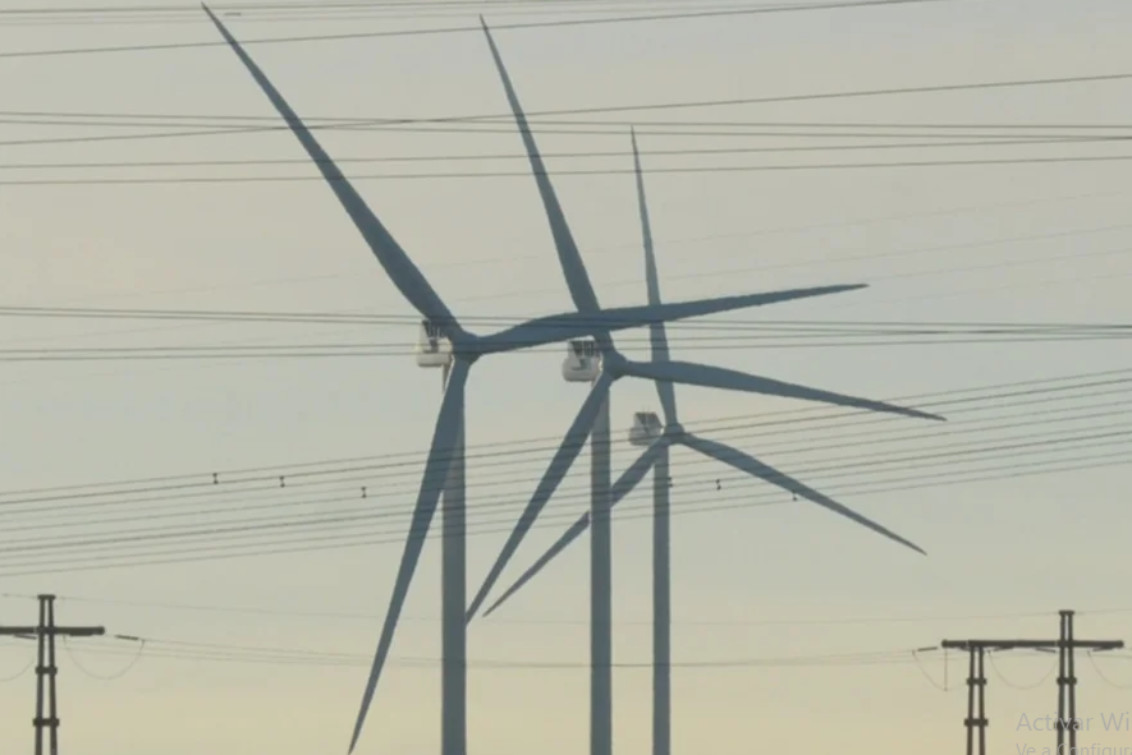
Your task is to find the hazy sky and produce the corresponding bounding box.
[0,0,1131,753]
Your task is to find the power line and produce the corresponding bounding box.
[7,152,1132,186]
[9,390,1128,539]
[11,172,1126,299]
[60,635,145,681]
[0,1,835,23]
[0,0,915,17]
[0,0,706,12]
[6,437,1119,558]
[0,375,1121,572]
[986,650,1057,691]
[15,117,1088,138]
[11,110,1132,131]
[6,618,951,672]
[8,135,1132,173]
[6,71,1132,149]
[0,123,1124,154]
[1085,651,1132,690]
[0,419,1123,556]
[1,367,1123,500]
[5,423,1124,550]
[1,317,1123,336]
[0,331,1127,362]
[12,390,1129,524]
[0,430,1125,576]
[4,445,1122,563]
[0,0,951,59]
[5,592,1084,627]
[0,368,1124,507]
[5,198,1132,317]
[0,2,900,28]
[3,306,1127,332]
[2,0,772,13]
[3,122,1095,150]
[42,633,941,671]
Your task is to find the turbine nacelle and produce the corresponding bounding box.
[628,411,663,446]
[415,319,453,368]
[562,338,601,382]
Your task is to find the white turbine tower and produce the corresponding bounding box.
[478,132,942,755]
[203,8,878,755]
[416,327,466,755]
[467,26,943,755]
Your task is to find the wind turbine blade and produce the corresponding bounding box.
[480,18,605,341]
[611,439,666,504]
[483,514,589,617]
[677,433,925,555]
[479,284,866,353]
[466,370,614,620]
[632,131,662,312]
[348,357,470,752]
[630,128,677,425]
[483,439,664,617]
[203,5,457,329]
[621,360,944,421]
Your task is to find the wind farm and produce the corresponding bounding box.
[200,6,946,751]
[0,2,1130,755]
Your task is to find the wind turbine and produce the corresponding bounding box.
[478,132,938,755]
[467,23,942,755]
[201,7,877,755]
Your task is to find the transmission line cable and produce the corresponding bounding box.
[3,425,1124,555]
[911,648,948,691]
[10,153,1132,185]
[7,135,1132,173]
[0,443,1123,577]
[1085,652,1132,689]
[20,593,1071,627]
[50,633,951,672]
[986,650,1058,690]
[60,635,146,680]
[0,367,1125,503]
[1,390,1126,535]
[4,68,1132,147]
[0,1,957,59]
[0,368,1125,503]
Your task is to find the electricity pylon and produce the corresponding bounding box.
[0,594,105,755]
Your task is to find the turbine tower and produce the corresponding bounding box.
[481,132,940,755]
[468,27,943,755]
[417,333,466,755]
[202,7,877,754]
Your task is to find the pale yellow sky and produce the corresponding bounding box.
[0,0,1131,753]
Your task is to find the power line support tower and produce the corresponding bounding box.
[941,609,1122,755]
[1056,609,1078,755]
[956,643,987,755]
[0,594,105,755]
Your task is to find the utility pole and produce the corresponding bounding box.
[953,643,987,755]
[941,609,1122,755]
[1057,609,1079,755]
[0,594,105,755]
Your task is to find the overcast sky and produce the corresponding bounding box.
[0,0,1130,753]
